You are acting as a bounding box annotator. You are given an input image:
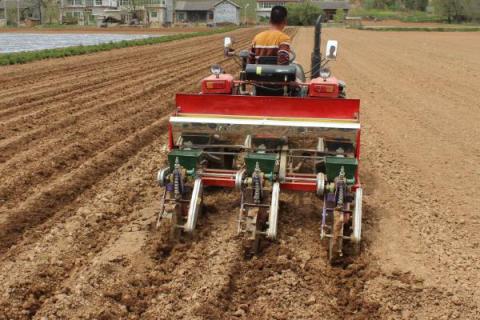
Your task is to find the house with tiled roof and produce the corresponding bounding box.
[175,0,240,24]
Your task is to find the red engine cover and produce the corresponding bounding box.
[201,74,234,94]
[309,76,340,98]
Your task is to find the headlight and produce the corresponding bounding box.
[210,64,222,78]
[320,68,331,80]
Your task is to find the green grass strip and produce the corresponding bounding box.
[0,26,238,66]
[350,26,480,32]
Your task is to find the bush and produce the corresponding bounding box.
[62,16,79,25]
[433,0,480,23]
[287,2,324,26]
[404,0,429,11]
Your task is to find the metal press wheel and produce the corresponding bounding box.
[328,209,344,264]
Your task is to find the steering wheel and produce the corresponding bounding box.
[289,49,296,63]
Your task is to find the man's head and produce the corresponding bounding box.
[270,5,287,29]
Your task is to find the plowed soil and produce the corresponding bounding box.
[0,27,479,320]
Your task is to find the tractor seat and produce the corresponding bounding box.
[257,56,278,64]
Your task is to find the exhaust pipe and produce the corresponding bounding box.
[311,15,322,79]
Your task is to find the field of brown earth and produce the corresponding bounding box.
[295,28,480,319]
[0,26,479,320]
[359,19,446,27]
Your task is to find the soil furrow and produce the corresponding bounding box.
[0,43,225,118]
[0,35,245,121]
[0,137,168,319]
[0,30,247,88]
[0,114,169,257]
[0,56,244,212]
[0,52,231,161]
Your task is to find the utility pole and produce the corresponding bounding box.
[244,3,249,25]
[38,0,42,24]
[60,0,64,24]
[16,0,20,26]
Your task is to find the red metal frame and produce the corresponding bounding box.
[168,93,362,190]
[199,169,318,192]
[281,182,316,192]
[203,177,235,188]
[168,122,174,150]
[201,74,234,94]
[201,177,316,192]
[309,76,340,98]
[176,94,360,120]
[354,129,362,189]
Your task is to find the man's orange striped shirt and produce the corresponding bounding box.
[248,29,291,65]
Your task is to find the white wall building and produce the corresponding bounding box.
[213,0,240,25]
[61,0,167,26]
[256,0,302,20]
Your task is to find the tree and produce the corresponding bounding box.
[334,8,346,22]
[39,0,60,24]
[286,1,323,26]
[433,0,466,23]
[404,0,429,11]
[463,0,480,21]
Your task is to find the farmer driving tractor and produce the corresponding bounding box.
[249,6,291,65]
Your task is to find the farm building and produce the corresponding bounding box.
[61,0,118,26]
[0,0,238,26]
[313,1,350,21]
[0,0,42,26]
[61,0,169,26]
[255,0,302,20]
[213,0,240,25]
[0,0,5,27]
[175,0,240,25]
[174,0,215,23]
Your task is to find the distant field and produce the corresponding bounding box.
[0,27,237,65]
[354,25,480,32]
[0,33,159,53]
[0,25,211,34]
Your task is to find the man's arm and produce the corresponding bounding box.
[277,34,291,65]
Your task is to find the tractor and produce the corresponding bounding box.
[156,17,362,263]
